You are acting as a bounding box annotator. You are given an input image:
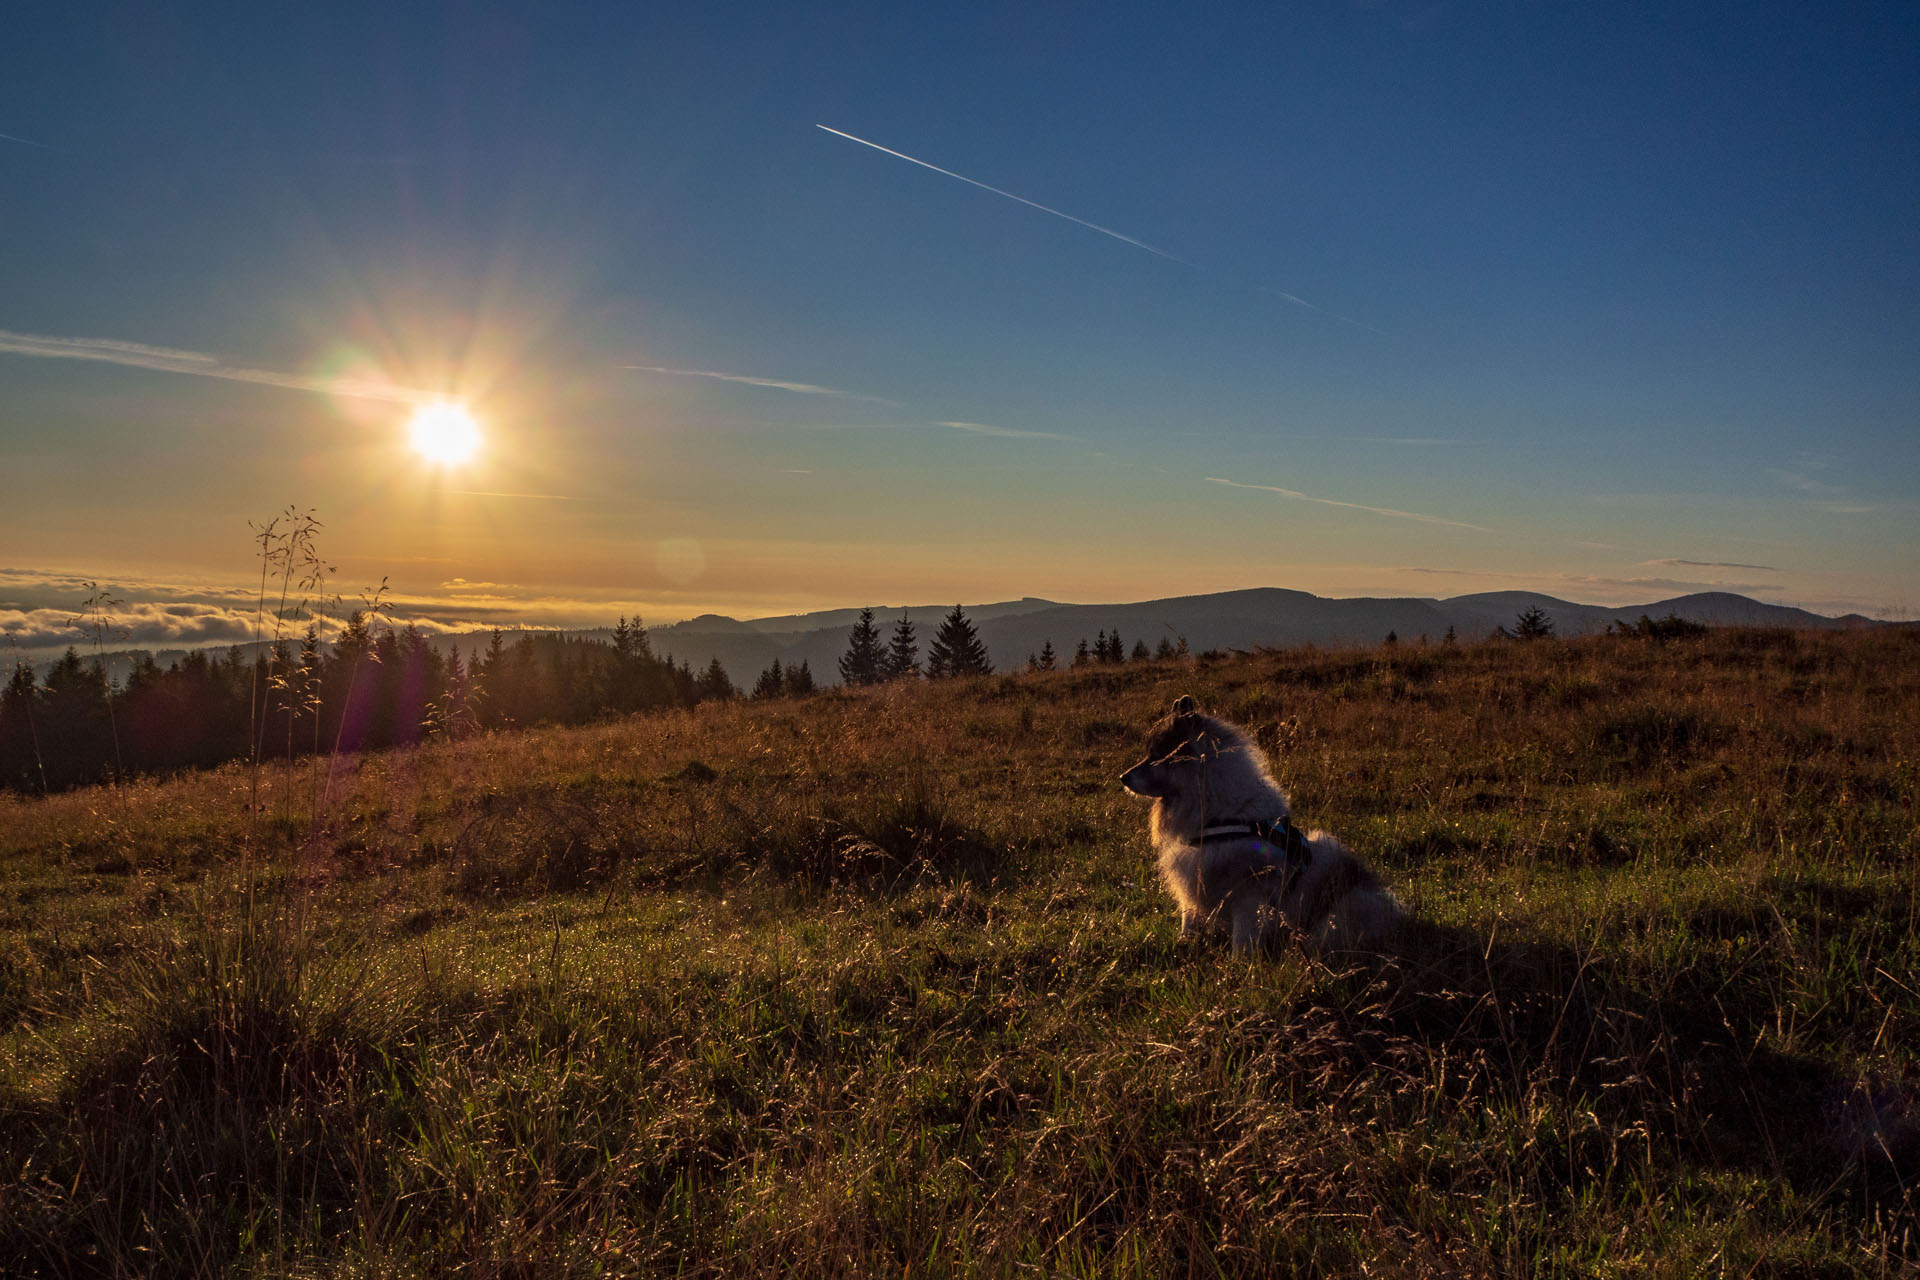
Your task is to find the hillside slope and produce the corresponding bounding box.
[2,626,1915,1274]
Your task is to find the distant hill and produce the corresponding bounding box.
[26,588,1884,689]
[628,588,1879,688]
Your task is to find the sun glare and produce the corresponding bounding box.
[408,402,483,466]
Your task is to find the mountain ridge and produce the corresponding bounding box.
[25,588,1888,688]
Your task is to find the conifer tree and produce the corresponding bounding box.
[442,646,475,738]
[1154,636,1176,661]
[1131,639,1151,662]
[0,661,47,794]
[1514,606,1556,640]
[697,656,736,701]
[753,658,785,700]
[1038,640,1056,671]
[787,659,816,696]
[1094,630,1109,664]
[1072,638,1091,669]
[880,611,920,680]
[838,608,884,686]
[925,604,991,678]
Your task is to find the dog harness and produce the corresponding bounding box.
[1200,816,1314,891]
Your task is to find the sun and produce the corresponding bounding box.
[408,402,483,466]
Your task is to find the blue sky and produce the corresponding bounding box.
[3,1,1916,648]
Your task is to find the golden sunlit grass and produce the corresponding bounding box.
[1,628,1916,1274]
[407,400,483,466]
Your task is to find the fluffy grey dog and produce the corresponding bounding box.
[1121,694,1405,952]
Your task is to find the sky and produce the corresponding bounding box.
[3,1,1917,653]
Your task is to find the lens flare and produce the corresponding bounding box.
[408,402,483,466]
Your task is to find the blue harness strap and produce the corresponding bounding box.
[1200,816,1314,891]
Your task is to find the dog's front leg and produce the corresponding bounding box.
[1227,894,1269,952]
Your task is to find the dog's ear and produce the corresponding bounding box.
[1172,694,1197,715]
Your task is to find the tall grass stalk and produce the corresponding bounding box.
[2,634,49,797]
[69,580,126,783]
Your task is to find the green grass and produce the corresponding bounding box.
[1,628,1916,1276]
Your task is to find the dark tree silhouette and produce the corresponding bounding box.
[1131,639,1151,662]
[880,612,920,681]
[697,657,736,701]
[1515,606,1556,640]
[1037,640,1056,671]
[838,608,884,687]
[926,605,992,678]
[786,659,816,696]
[0,661,47,793]
[753,658,786,700]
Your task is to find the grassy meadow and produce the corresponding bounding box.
[1,627,1917,1276]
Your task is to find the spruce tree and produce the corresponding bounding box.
[1072,638,1091,668]
[698,657,736,701]
[838,608,884,686]
[753,658,785,700]
[925,604,991,678]
[787,659,816,696]
[1514,606,1555,640]
[1038,640,1056,671]
[1094,630,1109,664]
[1131,639,1151,662]
[1154,636,1176,661]
[880,611,920,680]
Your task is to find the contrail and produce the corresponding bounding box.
[817,124,1192,267]
[621,362,898,405]
[0,131,51,150]
[1207,477,1492,532]
[817,123,1376,331]
[0,328,437,404]
[936,419,1076,442]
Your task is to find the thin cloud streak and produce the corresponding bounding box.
[1770,468,1846,496]
[444,489,581,502]
[936,419,1076,442]
[1207,477,1494,532]
[816,124,1378,332]
[1,131,51,149]
[621,363,898,405]
[1643,557,1779,572]
[0,328,436,404]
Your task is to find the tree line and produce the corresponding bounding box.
[829,605,993,687]
[0,614,732,795]
[2,598,1213,794]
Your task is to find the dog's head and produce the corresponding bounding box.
[1120,694,1242,799]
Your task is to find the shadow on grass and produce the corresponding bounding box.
[438,772,1017,902]
[1288,914,1920,1223]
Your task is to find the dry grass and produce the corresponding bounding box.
[1,627,1916,1276]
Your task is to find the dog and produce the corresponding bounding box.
[1121,694,1404,952]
